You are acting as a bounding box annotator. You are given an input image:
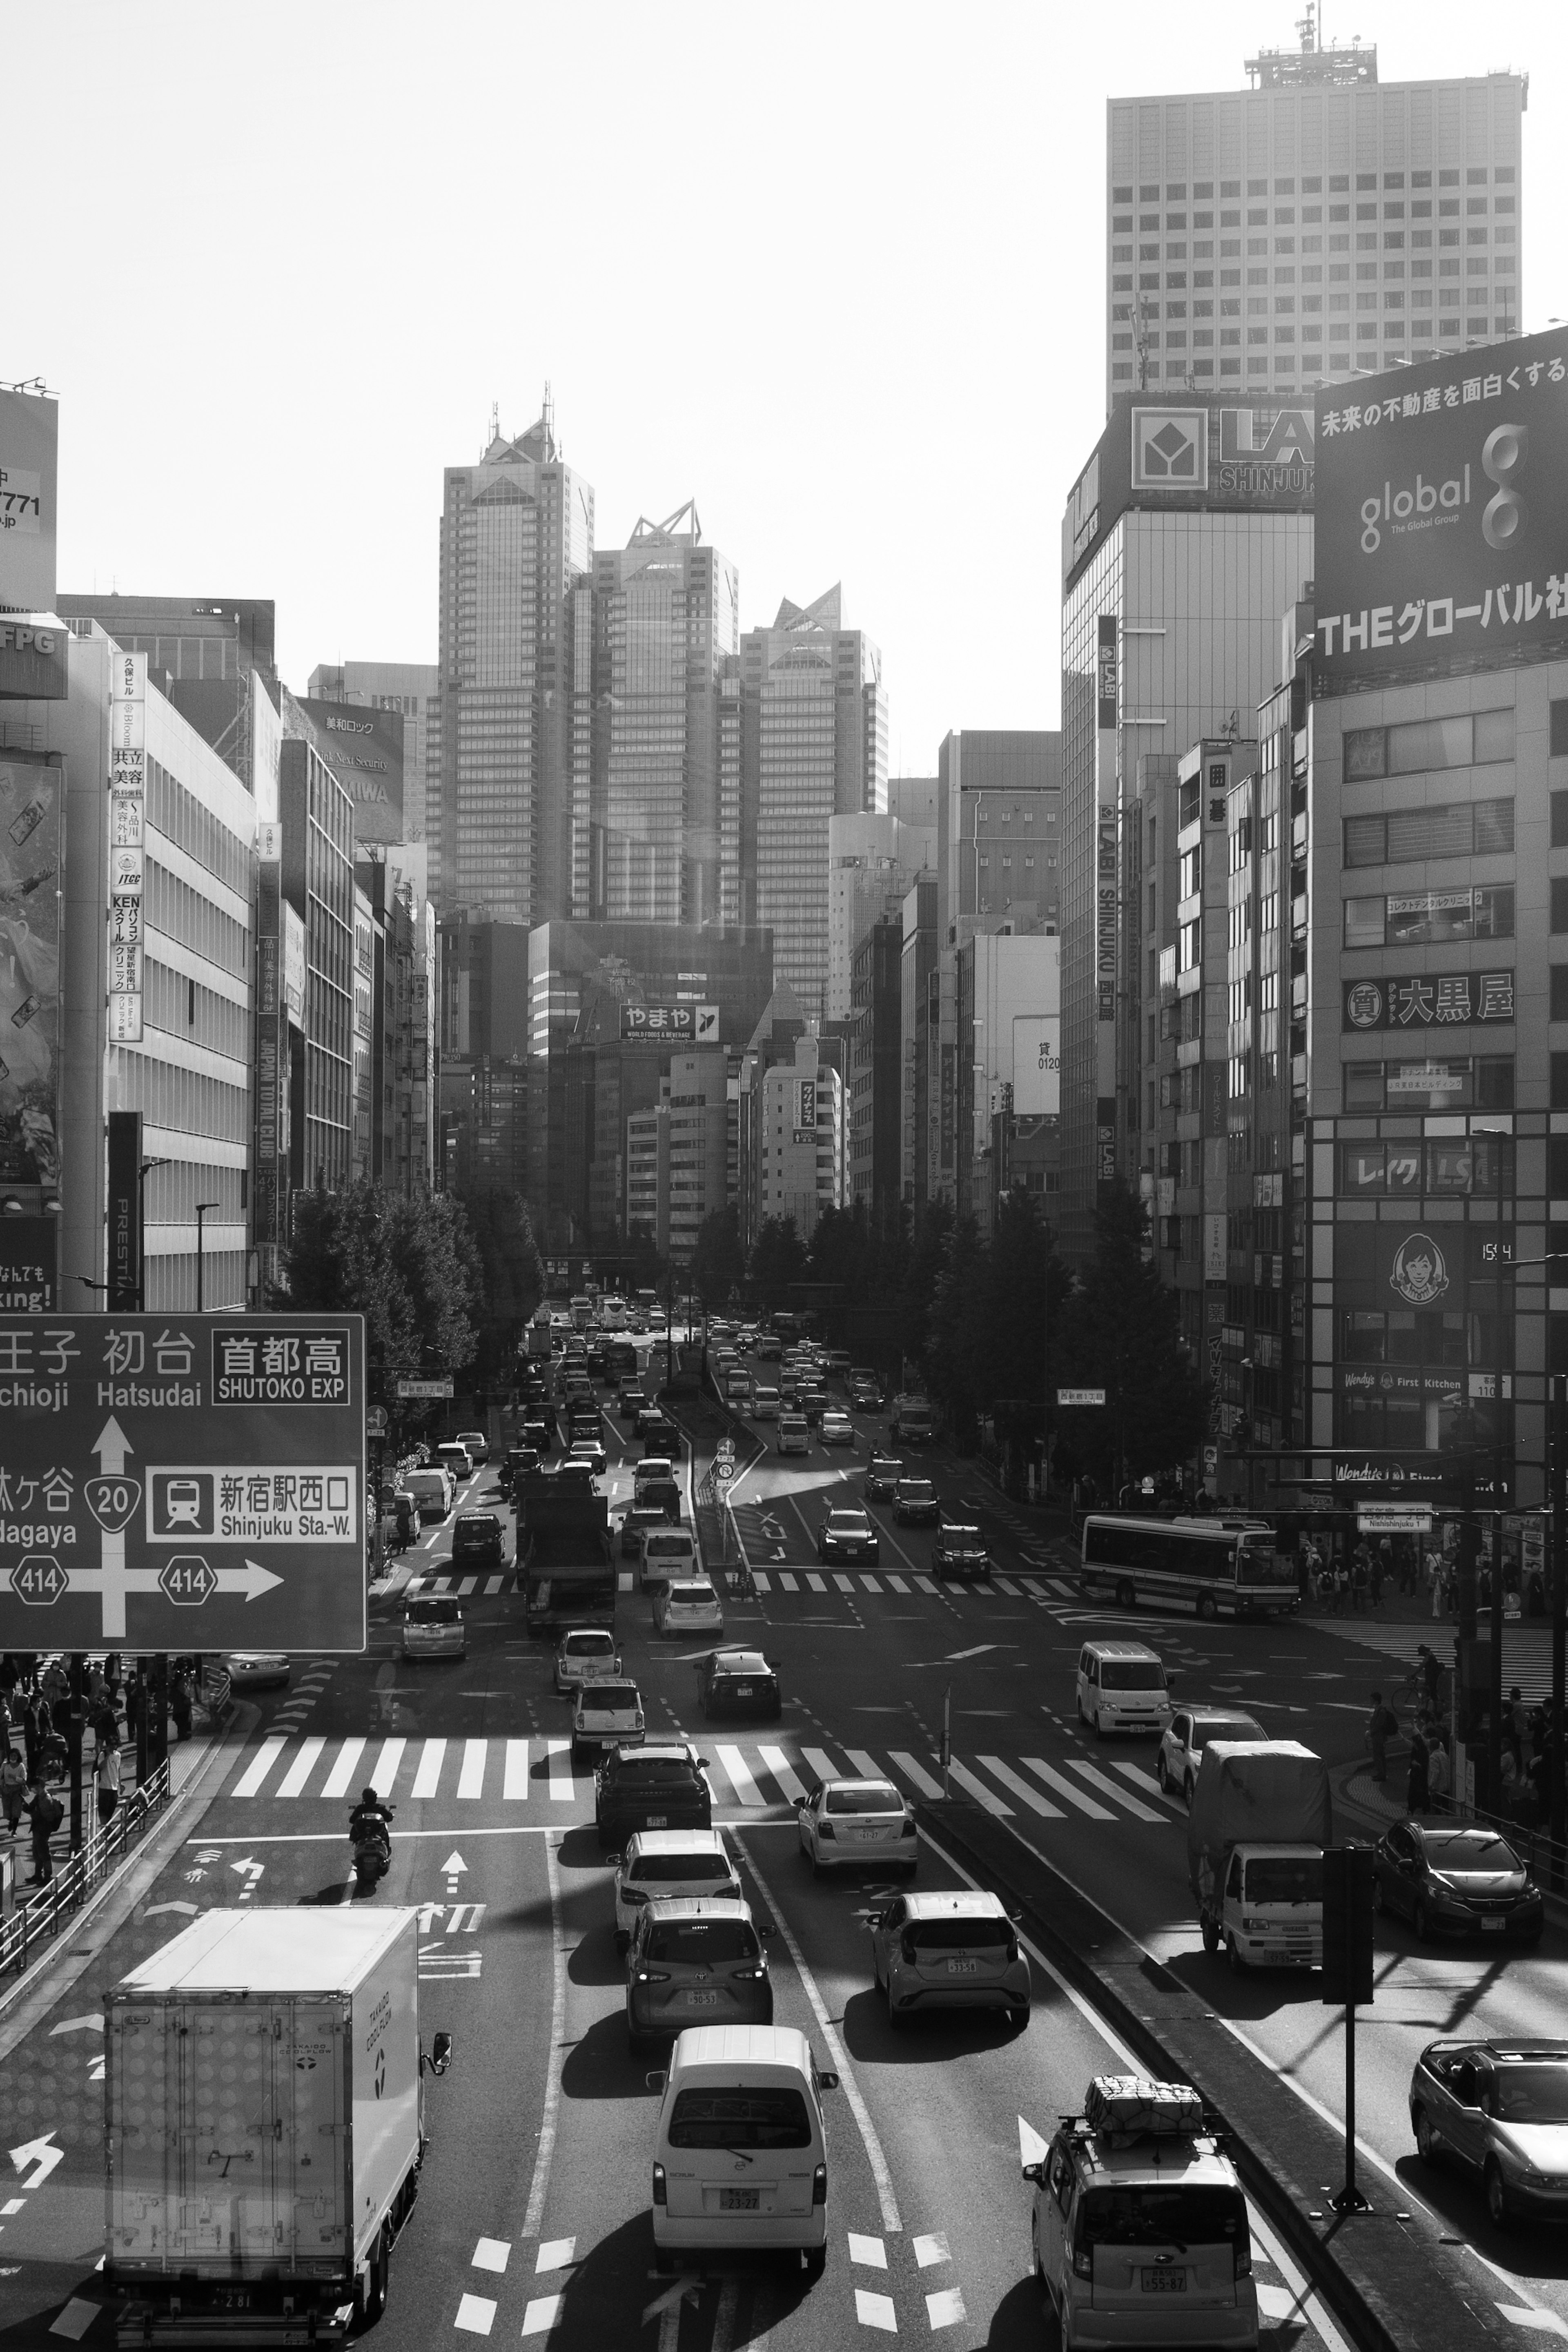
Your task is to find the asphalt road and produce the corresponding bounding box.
[0,1349,1547,2346]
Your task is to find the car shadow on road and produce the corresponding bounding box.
[559,2006,652,2101]
[568,1923,629,1989]
[837,1984,1027,2066]
[984,2274,1050,2350]
[557,1825,612,1873]
[1155,1948,1326,2022]
[543,2191,817,2338]
[1391,2151,1568,2279]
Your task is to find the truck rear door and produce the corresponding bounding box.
[282,1999,349,2269]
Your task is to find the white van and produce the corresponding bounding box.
[634,1456,675,1505]
[404,1467,453,1523]
[639,1524,699,1590]
[433,1441,472,1483]
[1075,1639,1171,1739]
[649,2024,837,2276]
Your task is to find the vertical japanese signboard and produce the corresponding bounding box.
[0,1313,365,1652]
[1096,615,1119,1197]
[108,653,146,1045]
[793,1077,816,1144]
[107,1110,142,1311]
[0,749,62,1188]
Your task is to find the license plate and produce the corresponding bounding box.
[646,1815,667,1828]
[733,1685,753,1697]
[687,1990,720,2006]
[1141,2270,1186,2293]
[946,1957,980,1975]
[1482,1916,1506,1933]
[720,2187,759,2212]
[846,1828,883,1842]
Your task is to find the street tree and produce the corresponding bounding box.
[1056,1178,1206,1493]
[690,1205,746,1309]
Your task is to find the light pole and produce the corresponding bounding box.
[1239,1356,1255,1512]
[195,1203,219,1313]
[137,1158,172,1310]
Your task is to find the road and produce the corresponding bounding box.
[0,1342,1546,2345]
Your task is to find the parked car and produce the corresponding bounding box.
[797,1778,916,1877]
[1409,2039,1568,2225]
[596,1742,712,1849]
[869,1888,1030,2030]
[892,1477,940,1527]
[819,1410,855,1448]
[573,1680,645,1763]
[864,1454,904,1503]
[1156,1706,1266,1803]
[932,1521,989,1580]
[450,1512,508,1570]
[403,1593,466,1661]
[1375,1822,1544,1945]
[695,1648,781,1722]
[627,1897,773,2052]
[653,1578,726,1639]
[817,1508,879,1564]
[555,1627,622,1695]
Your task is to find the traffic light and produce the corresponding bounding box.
[1321,1844,1375,2006]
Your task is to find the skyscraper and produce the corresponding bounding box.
[1105,43,1526,416]
[434,401,593,923]
[580,502,739,924]
[733,587,887,1017]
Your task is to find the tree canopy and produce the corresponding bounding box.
[1053,1179,1207,1489]
[282,1182,482,1375]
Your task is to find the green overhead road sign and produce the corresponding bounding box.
[0,1313,365,1652]
[1056,1388,1107,1407]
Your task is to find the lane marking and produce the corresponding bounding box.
[276,1736,325,1798]
[504,1739,530,1799]
[1020,1758,1114,1821]
[888,1750,944,1800]
[715,1746,765,1808]
[753,1572,773,1594]
[977,1757,1067,1820]
[412,1739,446,1799]
[521,1835,566,2238]
[759,1744,807,1804]
[546,1740,575,1802]
[232,1735,285,1798]
[458,1739,487,1799]
[780,1571,800,1592]
[736,1837,901,2234]
[370,1736,407,1795]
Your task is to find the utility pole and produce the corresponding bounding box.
[1553,1374,1567,1884]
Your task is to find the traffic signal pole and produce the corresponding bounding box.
[1323,1843,1374,2215]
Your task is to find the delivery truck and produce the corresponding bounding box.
[518,1469,615,1636]
[1187,1739,1331,1974]
[105,1908,452,2345]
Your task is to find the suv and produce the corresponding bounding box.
[892,1477,940,1527]
[864,1454,904,1503]
[933,1521,989,1581]
[595,1743,713,1849]
[1024,2077,1258,2350]
[451,1512,507,1569]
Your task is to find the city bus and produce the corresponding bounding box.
[1078,1514,1299,1621]
[569,1295,594,1332]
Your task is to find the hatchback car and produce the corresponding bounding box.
[573,1680,645,1763]
[614,1828,742,1948]
[696,1648,781,1721]
[451,1512,508,1570]
[1156,1706,1267,1803]
[892,1477,940,1526]
[817,1508,879,1564]
[653,1578,726,1639]
[596,1742,713,1848]
[819,1411,855,1448]
[932,1522,989,1580]
[864,1454,904,1503]
[223,1651,290,1692]
[870,1888,1029,2029]
[454,1429,489,1464]
[1374,1822,1544,1945]
[621,1502,670,1559]
[619,1386,648,1422]
[403,1593,466,1661]
[569,1438,608,1478]
[849,1372,884,1411]
[1409,2040,1568,2225]
[627,1896,773,2052]
[433,1442,473,1482]
[797,1778,916,1877]
[555,1626,622,1694]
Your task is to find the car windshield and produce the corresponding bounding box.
[828,1514,871,1534]
[1101,1661,1166,1691]
[942,1526,981,1544]
[405,1597,459,1624]
[667,2089,811,2150]
[1490,2067,1568,2123]
[645,1919,759,1966]
[1078,2186,1247,2251]
[632,1854,732,1884]
[1194,1717,1263,1745]
[1244,1855,1322,1904]
[644,1535,694,1557]
[909,1915,1009,1951]
[566,1634,615,1659]
[580,1686,639,1712]
[826,1784,902,1815]
[1423,1831,1520,1873]
[897,1482,935,1503]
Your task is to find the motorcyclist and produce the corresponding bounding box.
[349,1786,394,1856]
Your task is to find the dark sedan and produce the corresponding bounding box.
[799,1387,831,1427]
[933,1521,989,1580]
[892,1477,940,1527]
[695,1648,782,1722]
[595,1742,712,1849]
[1375,1821,1544,1945]
[864,1454,904,1503]
[817,1508,880,1564]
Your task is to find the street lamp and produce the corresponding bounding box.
[1239,1357,1256,1511]
[195,1203,219,1313]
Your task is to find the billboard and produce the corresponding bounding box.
[1064,397,1314,592]
[1314,327,1568,684]
[299,698,405,844]
[1011,1015,1060,1117]
[1341,969,1514,1034]
[0,1313,365,1651]
[0,751,61,1186]
[0,389,58,615]
[619,1001,717,1042]
[794,1078,817,1143]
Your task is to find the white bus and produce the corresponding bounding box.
[1079,1514,1299,1621]
[569,1295,594,1332]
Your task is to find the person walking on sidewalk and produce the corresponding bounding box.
[22,1776,58,1886]
[1407,1726,1430,1815]
[1368,1689,1399,1784]
[95,1737,120,1827]
[1428,1732,1452,1814]
[0,1745,25,1838]
[1419,1643,1443,1717]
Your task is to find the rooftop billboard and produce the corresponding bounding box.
[298,698,405,843]
[1063,396,1314,592]
[0,390,58,616]
[1313,326,1568,686]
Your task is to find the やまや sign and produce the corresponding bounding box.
[0,1314,365,1650]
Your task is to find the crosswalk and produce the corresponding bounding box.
[1320,1617,1563,1706]
[402,1563,1081,1607]
[223,1728,1180,1826]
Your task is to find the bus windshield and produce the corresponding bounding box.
[1238,1536,1296,1585]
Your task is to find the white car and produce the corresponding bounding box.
[554,1627,622,1694]
[570,1438,608,1477]
[652,1578,726,1638]
[796,1778,917,1877]
[573,1680,644,1763]
[613,1828,741,1948]
[819,1411,855,1447]
[223,1651,290,1692]
[454,1429,489,1464]
[403,1593,467,1661]
[1156,1705,1266,1804]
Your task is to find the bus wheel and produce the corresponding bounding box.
[1196,1591,1218,1621]
[1116,1580,1135,1610]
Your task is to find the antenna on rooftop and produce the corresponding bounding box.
[489,399,499,448]
[543,380,555,456]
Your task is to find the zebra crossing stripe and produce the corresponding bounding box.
[801,1747,840,1786]
[276,1736,325,1799]
[753,1572,773,1593]
[505,1739,530,1799]
[1021,1757,1113,1821]
[859,1575,880,1594]
[759,1744,808,1803]
[1111,1760,1179,1810]
[458,1739,486,1799]
[977,1756,1066,1819]
[944,1759,1012,1816]
[780,1572,799,1592]
[412,1738,446,1799]
[546,1740,574,1801]
[322,1735,365,1798]
[888,1750,944,1801]
[485,1575,504,1595]
[994,1577,1021,1596]
[1069,1760,1164,1822]
[371,1737,407,1795]
[806,1573,827,1593]
[915,1576,938,1595]
[457,1576,478,1596]
[716,1746,765,1807]
[833,1574,854,1594]
[842,1748,885,1782]
[232,1736,286,1798]
[886,1574,909,1593]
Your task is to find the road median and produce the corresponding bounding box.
[917,1794,1521,2352]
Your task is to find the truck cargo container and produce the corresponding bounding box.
[1187,1740,1331,1974]
[105,1907,452,2346]
[518,1471,615,1636]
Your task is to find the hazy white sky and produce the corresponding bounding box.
[10,1,1561,772]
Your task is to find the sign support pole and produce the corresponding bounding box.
[1552,1374,1567,1887]
[941,1684,951,1799]
[67,1652,83,1853]
[1330,1846,1371,2215]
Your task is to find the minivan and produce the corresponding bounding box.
[634,1456,676,1505]
[776,1413,809,1456]
[434,1441,472,1483]
[649,2024,837,2277]
[639,1524,699,1590]
[404,1467,453,1523]
[1076,1639,1172,1739]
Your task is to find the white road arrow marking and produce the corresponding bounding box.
[143,1900,199,1920]
[48,2015,104,2038]
[228,1858,265,1901]
[1018,2114,1050,2168]
[442,1850,466,1893]
[92,1417,132,1477]
[9,2133,64,2190]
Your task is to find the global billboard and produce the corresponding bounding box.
[1314,326,1568,684]
[1063,397,1315,592]
[0,752,61,1187]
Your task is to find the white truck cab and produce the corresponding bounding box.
[1188,1741,1330,1975]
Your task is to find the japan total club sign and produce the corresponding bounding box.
[1314,325,1568,682]
[0,1314,365,1651]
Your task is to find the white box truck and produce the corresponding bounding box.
[105,1908,452,2346]
[1187,1739,1331,1975]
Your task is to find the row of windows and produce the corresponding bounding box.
[1342,1056,1515,1114]
[1341,1311,1508,1369]
[1111,169,1514,202]
[1120,231,1509,265]
[1344,800,1512,867]
[146,760,250,899]
[1344,885,1512,951]
[114,1048,250,1144]
[145,861,249,979]
[1116,198,1511,235]
[142,958,250,1061]
[1345,708,1516,780]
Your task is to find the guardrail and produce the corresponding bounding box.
[0,1759,173,1982]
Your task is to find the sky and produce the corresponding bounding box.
[8,0,1562,775]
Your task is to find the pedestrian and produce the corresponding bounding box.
[20,1692,40,1779]
[1374,1537,1392,1607]
[170,1666,193,1744]
[22,1777,59,1886]
[86,1663,105,1710]
[0,1745,25,1838]
[40,1658,67,1712]
[95,1738,120,1828]
[1432,1561,1447,1620]
[1509,1685,1529,1745]
[1419,1643,1442,1717]
[1407,1726,1430,1815]
[1367,1688,1398,1784]
[1351,1543,1370,1613]
[1428,1733,1452,1814]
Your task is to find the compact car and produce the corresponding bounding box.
[653,1579,726,1639]
[403,1593,466,1661]
[1375,1821,1544,1945]
[869,1888,1029,2029]
[1156,1707,1266,1803]
[1410,2040,1568,2225]
[695,1648,781,1721]
[573,1679,645,1763]
[932,1521,989,1580]
[554,1626,621,1695]
[627,1896,773,2051]
[819,1411,855,1448]
[796,1778,916,1877]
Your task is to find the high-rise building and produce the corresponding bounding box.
[826,812,935,1023]
[937,731,1062,943]
[733,588,887,1017]
[748,1030,844,1240]
[307,660,439,846]
[579,503,739,925]
[626,1048,733,1260]
[434,402,593,925]
[849,915,903,1228]
[1105,43,1526,416]
[57,593,276,792]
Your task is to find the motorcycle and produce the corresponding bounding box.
[351,1805,394,1894]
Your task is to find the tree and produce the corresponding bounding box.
[690,1205,746,1310]
[925,1214,988,1445]
[457,1190,544,1377]
[1056,1179,1206,1493]
[896,1196,954,1378]
[281,1182,483,1376]
[749,1217,807,1313]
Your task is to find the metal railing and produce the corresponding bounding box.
[0,1759,173,1981]
[1450,1789,1568,1897]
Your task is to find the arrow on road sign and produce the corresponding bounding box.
[93,1416,132,1477]
[0,1554,282,1636]
[9,2132,64,2190]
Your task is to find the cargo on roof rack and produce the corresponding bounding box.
[1083,2074,1205,2144]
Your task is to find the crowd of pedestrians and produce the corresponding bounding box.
[0,1654,201,1888]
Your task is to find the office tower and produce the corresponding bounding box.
[826,812,935,1023]
[1058,393,1313,1267]
[307,660,439,846]
[626,1048,733,1260]
[57,594,276,791]
[849,916,903,1228]
[434,401,593,924]
[937,731,1062,943]
[734,588,887,1017]
[748,1032,845,1240]
[581,503,739,924]
[1105,42,1526,415]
